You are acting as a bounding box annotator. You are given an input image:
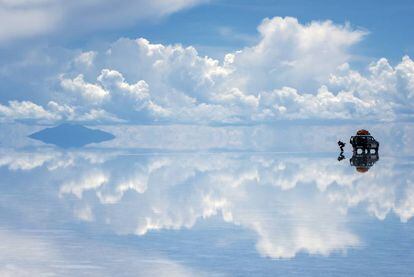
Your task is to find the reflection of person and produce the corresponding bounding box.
[337,140,346,162]
[338,140,345,151]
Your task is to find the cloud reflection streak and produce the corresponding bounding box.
[1,146,413,260]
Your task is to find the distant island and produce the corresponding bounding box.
[29,123,115,148]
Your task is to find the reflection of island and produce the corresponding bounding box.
[350,152,379,173]
[29,123,115,148]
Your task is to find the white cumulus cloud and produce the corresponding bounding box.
[1,17,413,124]
[0,100,60,122]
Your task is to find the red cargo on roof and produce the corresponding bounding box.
[356,129,370,135]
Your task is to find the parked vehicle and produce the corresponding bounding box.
[350,129,379,153]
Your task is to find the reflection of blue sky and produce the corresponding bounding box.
[0,228,209,276]
[1,122,414,275]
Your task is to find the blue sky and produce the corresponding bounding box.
[0,0,413,124]
[118,0,414,61]
[5,0,413,60]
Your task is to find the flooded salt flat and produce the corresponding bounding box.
[0,123,413,276]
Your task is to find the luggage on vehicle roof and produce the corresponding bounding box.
[356,129,370,135]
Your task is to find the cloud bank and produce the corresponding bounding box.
[1,17,413,124]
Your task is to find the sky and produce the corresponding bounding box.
[0,0,413,125]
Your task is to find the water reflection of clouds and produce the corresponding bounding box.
[2,146,413,260]
[56,153,414,258]
[0,148,120,171]
[0,148,211,275]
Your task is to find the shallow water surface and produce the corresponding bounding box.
[0,123,413,276]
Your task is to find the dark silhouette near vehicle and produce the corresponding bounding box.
[337,140,346,161]
[338,140,345,151]
[350,151,379,173]
[29,123,115,148]
[337,152,345,161]
[350,129,379,154]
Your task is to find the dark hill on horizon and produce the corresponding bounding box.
[29,123,115,148]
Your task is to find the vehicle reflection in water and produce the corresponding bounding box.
[350,152,379,173]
